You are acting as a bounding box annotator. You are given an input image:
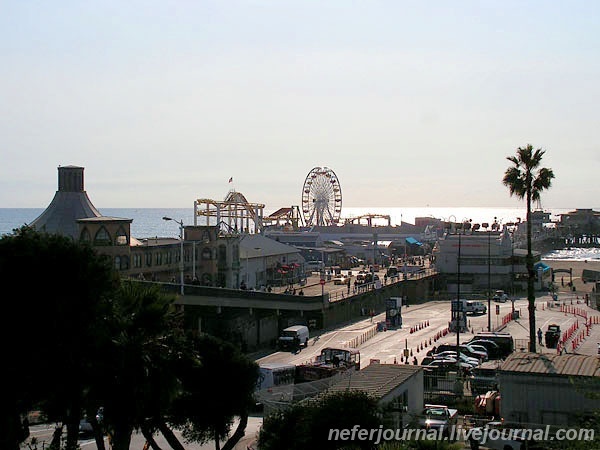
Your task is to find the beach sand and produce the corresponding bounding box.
[541,258,600,295]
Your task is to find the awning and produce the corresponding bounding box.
[534,262,551,272]
[406,237,423,246]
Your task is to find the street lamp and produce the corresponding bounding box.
[163,216,184,295]
[482,221,492,332]
[456,224,463,373]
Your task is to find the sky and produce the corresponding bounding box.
[1,1,599,211]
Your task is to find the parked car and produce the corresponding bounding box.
[434,351,480,368]
[434,343,488,362]
[493,290,508,303]
[418,404,458,438]
[467,340,503,360]
[470,332,515,358]
[424,358,473,374]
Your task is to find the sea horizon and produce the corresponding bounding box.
[0,205,593,237]
[3,206,599,261]
[0,205,555,237]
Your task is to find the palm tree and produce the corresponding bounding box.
[503,144,555,352]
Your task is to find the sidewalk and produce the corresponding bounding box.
[500,293,600,357]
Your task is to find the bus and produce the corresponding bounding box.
[257,362,297,391]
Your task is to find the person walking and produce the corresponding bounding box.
[537,328,543,346]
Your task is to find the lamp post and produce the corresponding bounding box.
[456,224,462,373]
[483,222,491,332]
[163,216,184,295]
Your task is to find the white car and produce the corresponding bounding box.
[333,275,349,285]
[434,351,480,367]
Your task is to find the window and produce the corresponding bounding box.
[93,227,112,246]
[218,244,227,262]
[116,227,128,245]
[133,253,142,268]
[145,252,152,267]
[80,228,91,243]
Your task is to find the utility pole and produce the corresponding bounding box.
[456,225,462,373]
[488,224,491,331]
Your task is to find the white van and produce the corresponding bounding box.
[466,301,487,315]
[452,299,487,315]
[278,325,310,350]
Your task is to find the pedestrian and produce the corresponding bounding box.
[537,328,543,346]
[413,356,418,365]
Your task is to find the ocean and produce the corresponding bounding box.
[2,206,599,261]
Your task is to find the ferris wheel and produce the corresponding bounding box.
[301,166,342,226]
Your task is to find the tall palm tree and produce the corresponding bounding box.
[503,144,555,352]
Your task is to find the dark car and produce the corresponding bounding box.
[467,339,502,359]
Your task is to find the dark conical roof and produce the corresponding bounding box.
[30,166,102,239]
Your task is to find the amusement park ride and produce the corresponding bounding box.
[192,166,396,234]
[193,166,346,234]
[301,166,343,227]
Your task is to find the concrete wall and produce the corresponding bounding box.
[180,275,436,352]
[499,372,600,426]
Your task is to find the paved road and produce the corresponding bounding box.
[24,416,263,450]
[259,291,600,369]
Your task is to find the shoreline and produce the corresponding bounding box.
[540,258,600,294]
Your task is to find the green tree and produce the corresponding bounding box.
[0,227,117,450]
[503,144,555,352]
[85,280,185,450]
[168,333,260,450]
[258,390,383,450]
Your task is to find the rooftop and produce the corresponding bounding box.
[326,363,422,400]
[500,352,600,377]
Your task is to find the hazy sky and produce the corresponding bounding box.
[2,1,599,210]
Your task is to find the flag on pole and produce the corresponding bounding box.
[228,177,233,183]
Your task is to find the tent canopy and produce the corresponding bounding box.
[406,237,423,246]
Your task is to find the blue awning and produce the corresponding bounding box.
[405,237,423,246]
[534,262,551,272]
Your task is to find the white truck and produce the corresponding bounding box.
[418,404,458,438]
